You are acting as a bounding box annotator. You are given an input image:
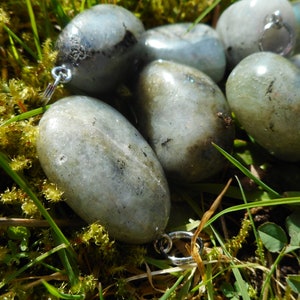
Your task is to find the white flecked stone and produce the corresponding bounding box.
[37,96,170,244]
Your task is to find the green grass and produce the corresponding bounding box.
[0,0,299,299]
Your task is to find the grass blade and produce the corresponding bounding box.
[3,24,37,60]
[205,197,300,229]
[159,274,185,300]
[178,196,300,232]
[212,142,280,198]
[0,243,68,289]
[0,106,49,127]
[210,226,251,300]
[260,247,286,300]
[206,263,214,300]
[0,152,79,286]
[235,176,266,264]
[185,182,273,201]
[25,0,43,60]
[191,0,221,25]
[50,0,71,27]
[42,280,84,299]
[0,152,68,246]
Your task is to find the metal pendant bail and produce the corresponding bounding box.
[41,65,72,105]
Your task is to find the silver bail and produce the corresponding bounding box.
[41,65,72,106]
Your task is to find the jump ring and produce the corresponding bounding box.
[154,233,173,256]
[51,65,72,84]
[154,231,204,266]
[258,10,295,56]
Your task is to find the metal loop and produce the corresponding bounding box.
[154,231,204,266]
[51,65,72,84]
[154,233,173,256]
[258,10,295,56]
[265,10,283,30]
[41,65,72,105]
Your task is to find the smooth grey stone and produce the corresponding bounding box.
[216,0,297,69]
[226,52,300,161]
[134,23,226,82]
[37,96,170,244]
[56,4,145,96]
[134,60,235,182]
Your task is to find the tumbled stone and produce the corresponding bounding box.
[226,52,300,161]
[37,96,170,244]
[55,4,145,96]
[216,0,297,69]
[134,23,226,82]
[134,60,235,182]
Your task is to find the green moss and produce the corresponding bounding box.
[225,218,252,256]
[41,180,64,203]
[79,223,115,258]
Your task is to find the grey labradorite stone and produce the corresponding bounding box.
[216,0,297,69]
[226,52,300,162]
[135,60,235,183]
[135,23,226,82]
[37,96,170,244]
[56,4,145,96]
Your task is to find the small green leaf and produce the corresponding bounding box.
[42,280,84,299]
[286,212,300,247]
[286,275,300,294]
[258,222,288,252]
[212,142,280,198]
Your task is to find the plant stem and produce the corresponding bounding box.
[25,0,43,60]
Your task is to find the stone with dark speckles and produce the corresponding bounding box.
[134,60,235,182]
[37,96,170,244]
[56,4,145,96]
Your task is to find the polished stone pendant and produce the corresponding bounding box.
[55,4,145,96]
[37,95,170,244]
[226,52,300,161]
[216,0,297,69]
[134,23,226,83]
[134,60,235,182]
